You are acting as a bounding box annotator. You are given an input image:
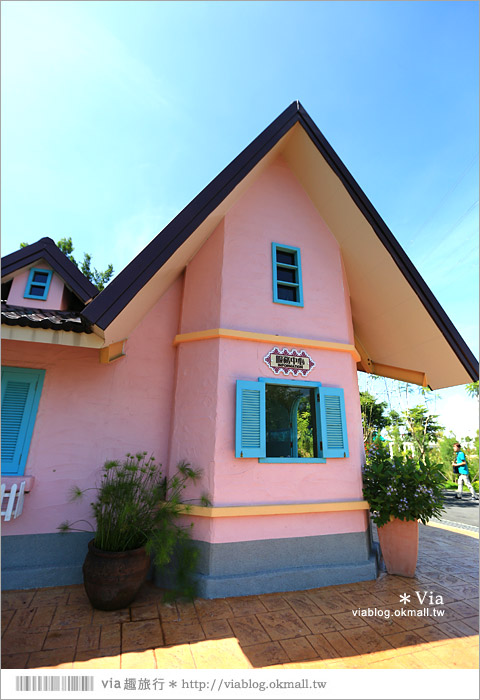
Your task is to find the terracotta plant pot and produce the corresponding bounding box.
[377,518,419,577]
[83,539,151,610]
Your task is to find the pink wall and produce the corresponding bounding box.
[2,276,183,536]
[4,156,367,546]
[221,156,354,343]
[180,221,224,333]
[8,265,67,310]
[171,157,366,542]
[188,510,369,545]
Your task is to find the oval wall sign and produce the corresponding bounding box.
[263,347,316,377]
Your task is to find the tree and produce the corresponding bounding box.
[436,432,479,484]
[402,405,444,460]
[20,237,113,291]
[465,381,479,399]
[359,391,391,445]
[385,410,404,457]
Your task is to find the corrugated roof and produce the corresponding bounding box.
[1,304,93,334]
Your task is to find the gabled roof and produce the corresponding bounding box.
[1,237,99,304]
[72,103,477,388]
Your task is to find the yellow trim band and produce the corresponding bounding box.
[174,328,360,361]
[178,500,370,518]
[426,521,479,539]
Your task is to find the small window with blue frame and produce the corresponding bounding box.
[24,268,53,301]
[272,243,303,307]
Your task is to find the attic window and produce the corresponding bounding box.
[24,268,53,301]
[272,243,303,307]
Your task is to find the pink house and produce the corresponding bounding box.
[2,102,477,597]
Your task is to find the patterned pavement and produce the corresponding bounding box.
[2,523,478,670]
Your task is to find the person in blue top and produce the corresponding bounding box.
[453,443,478,501]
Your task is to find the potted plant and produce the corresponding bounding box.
[362,439,445,576]
[58,452,209,610]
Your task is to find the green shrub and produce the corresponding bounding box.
[362,439,445,527]
[59,452,210,598]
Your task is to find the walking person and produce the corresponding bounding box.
[453,443,479,501]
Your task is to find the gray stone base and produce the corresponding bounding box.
[155,529,378,599]
[193,558,378,599]
[1,532,156,590]
[3,529,378,597]
[2,532,93,590]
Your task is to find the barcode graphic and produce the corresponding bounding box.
[15,676,94,692]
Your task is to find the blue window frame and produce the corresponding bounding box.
[272,243,303,307]
[24,268,53,301]
[235,378,348,462]
[1,367,45,476]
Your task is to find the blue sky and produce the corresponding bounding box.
[2,1,478,435]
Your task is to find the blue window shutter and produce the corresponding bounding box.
[1,367,45,475]
[319,387,349,459]
[235,380,266,458]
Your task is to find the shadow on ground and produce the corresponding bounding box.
[2,526,479,670]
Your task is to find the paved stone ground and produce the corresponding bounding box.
[2,524,478,670]
[433,489,480,531]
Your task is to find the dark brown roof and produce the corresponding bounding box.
[1,304,93,333]
[81,101,477,383]
[1,238,99,304]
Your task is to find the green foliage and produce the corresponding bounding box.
[465,381,479,399]
[401,405,443,459]
[385,410,404,457]
[58,453,210,599]
[20,237,113,291]
[433,433,479,482]
[297,400,314,458]
[443,479,479,493]
[434,435,459,480]
[362,439,445,528]
[360,392,391,445]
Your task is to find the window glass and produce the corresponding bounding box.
[32,271,49,284]
[265,384,318,459]
[277,285,297,302]
[29,285,46,297]
[277,267,297,284]
[276,250,296,266]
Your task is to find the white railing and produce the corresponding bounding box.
[1,481,26,521]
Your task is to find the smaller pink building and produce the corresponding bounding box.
[2,102,477,597]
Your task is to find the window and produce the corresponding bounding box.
[24,268,53,301]
[272,243,303,307]
[236,378,348,462]
[1,367,45,475]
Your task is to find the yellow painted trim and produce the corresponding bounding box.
[371,362,428,388]
[99,339,126,364]
[354,334,374,374]
[426,521,479,539]
[178,500,370,518]
[174,328,361,361]
[354,336,427,387]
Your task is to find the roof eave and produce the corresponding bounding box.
[80,102,478,383]
[1,238,99,303]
